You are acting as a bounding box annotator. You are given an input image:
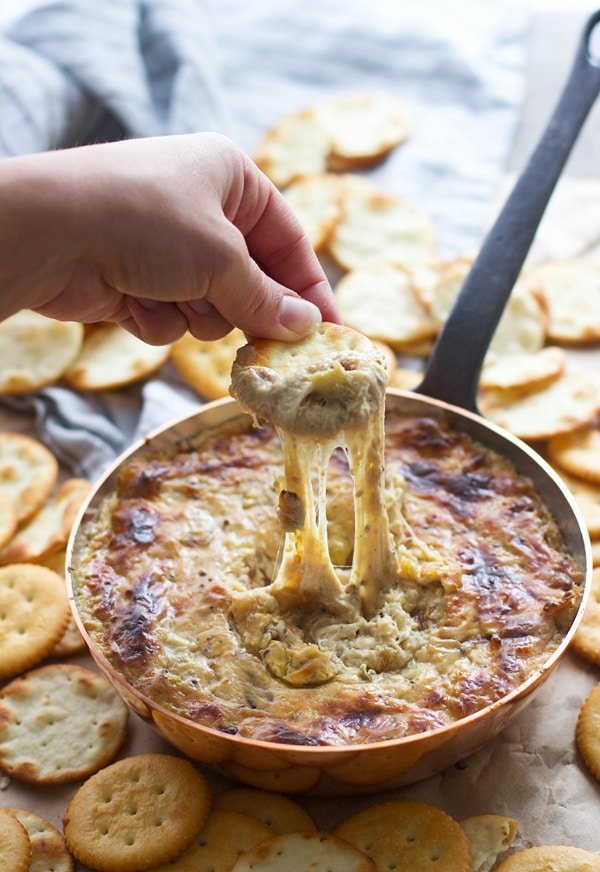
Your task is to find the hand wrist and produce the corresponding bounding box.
[0,151,82,319]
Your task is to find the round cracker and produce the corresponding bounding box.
[371,341,398,382]
[428,259,546,357]
[494,845,600,870]
[389,367,422,391]
[37,550,86,657]
[171,329,245,400]
[479,371,600,442]
[592,540,600,568]
[283,173,343,251]
[328,182,437,271]
[0,663,128,784]
[577,681,600,784]
[152,809,272,872]
[64,323,170,391]
[572,568,600,665]
[63,753,210,872]
[0,564,69,679]
[0,312,83,395]
[214,788,316,834]
[49,612,87,657]
[488,282,547,358]
[460,814,518,872]
[5,807,74,872]
[232,831,376,872]
[0,493,16,549]
[555,472,600,539]
[318,92,411,170]
[527,259,600,343]
[221,760,321,794]
[548,424,600,485]
[425,256,473,328]
[335,800,471,872]
[480,347,565,392]
[0,432,58,524]
[335,265,437,348]
[253,108,330,188]
[0,478,91,565]
[0,808,31,872]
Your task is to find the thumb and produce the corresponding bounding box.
[198,228,325,341]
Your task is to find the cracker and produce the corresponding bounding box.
[0,432,58,524]
[0,493,16,549]
[214,787,316,834]
[549,424,600,485]
[592,540,600,568]
[494,845,600,870]
[63,753,210,872]
[317,92,411,170]
[328,183,437,271]
[152,809,273,872]
[171,329,245,400]
[39,548,67,577]
[389,367,422,391]
[0,312,83,394]
[479,371,600,442]
[481,347,565,392]
[49,612,87,658]
[572,568,600,665]
[0,564,69,679]
[232,831,376,872]
[577,680,600,783]
[283,173,343,251]
[527,259,600,343]
[460,814,518,872]
[555,472,600,539]
[335,265,437,348]
[334,800,471,872]
[427,260,546,357]
[372,341,398,381]
[0,478,90,565]
[254,108,331,188]
[487,282,547,357]
[424,256,473,328]
[38,550,86,657]
[0,808,31,872]
[0,663,128,783]
[222,760,321,793]
[5,807,74,872]
[64,323,170,391]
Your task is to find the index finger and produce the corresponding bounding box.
[235,161,342,325]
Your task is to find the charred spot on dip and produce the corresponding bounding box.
[71,327,582,747]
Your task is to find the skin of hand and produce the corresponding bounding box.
[0,132,340,344]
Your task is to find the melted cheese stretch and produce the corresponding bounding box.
[269,401,397,620]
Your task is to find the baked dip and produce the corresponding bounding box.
[71,325,582,746]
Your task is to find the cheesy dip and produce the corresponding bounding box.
[72,407,581,746]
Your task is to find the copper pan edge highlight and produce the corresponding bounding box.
[65,390,591,797]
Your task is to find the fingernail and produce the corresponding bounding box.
[279,296,322,336]
[189,299,214,315]
[137,298,158,310]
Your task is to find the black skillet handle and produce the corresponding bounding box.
[417,10,600,412]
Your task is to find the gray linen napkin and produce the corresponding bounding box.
[0,0,527,480]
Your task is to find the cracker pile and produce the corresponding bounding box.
[0,314,172,395]
[0,436,130,869]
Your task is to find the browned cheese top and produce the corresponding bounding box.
[72,414,581,746]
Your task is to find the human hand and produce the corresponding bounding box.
[0,133,340,344]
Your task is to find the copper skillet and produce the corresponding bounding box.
[67,13,600,796]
